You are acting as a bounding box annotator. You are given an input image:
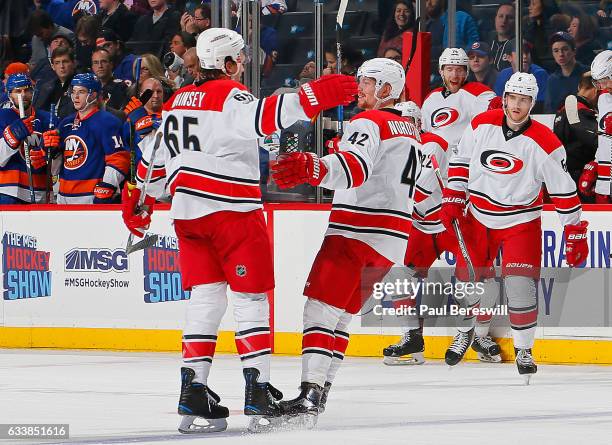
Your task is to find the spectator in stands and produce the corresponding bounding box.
[494,39,548,113]
[130,0,153,16]
[180,4,211,37]
[525,0,561,73]
[34,47,77,119]
[322,44,364,76]
[34,0,100,31]
[568,14,601,67]
[169,31,196,59]
[490,2,515,72]
[383,48,403,64]
[75,15,101,71]
[425,0,479,63]
[96,29,136,82]
[377,0,415,57]
[96,0,138,42]
[180,47,200,86]
[31,32,75,85]
[549,13,571,34]
[467,42,497,90]
[126,53,174,100]
[597,0,611,26]
[28,10,76,72]
[1,64,30,108]
[129,0,181,58]
[553,72,598,198]
[92,47,129,112]
[545,32,587,113]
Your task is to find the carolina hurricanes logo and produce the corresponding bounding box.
[480,150,524,174]
[599,111,612,131]
[72,0,97,16]
[431,107,459,128]
[63,135,88,170]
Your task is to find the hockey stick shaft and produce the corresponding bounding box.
[335,0,348,136]
[18,94,35,204]
[430,155,475,282]
[46,104,56,204]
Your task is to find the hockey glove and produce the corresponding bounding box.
[564,221,589,267]
[578,161,597,197]
[3,115,35,149]
[134,114,161,138]
[298,74,357,119]
[325,136,341,154]
[439,188,467,231]
[30,147,48,170]
[42,129,60,150]
[270,152,328,189]
[121,184,155,237]
[487,96,503,110]
[93,182,118,204]
[124,96,144,115]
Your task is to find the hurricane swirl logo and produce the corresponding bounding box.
[599,111,612,131]
[480,150,524,174]
[431,107,459,128]
[63,135,88,170]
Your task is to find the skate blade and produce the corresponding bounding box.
[383,352,425,366]
[178,415,228,434]
[477,352,502,363]
[522,374,532,386]
[247,415,285,433]
[276,413,318,431]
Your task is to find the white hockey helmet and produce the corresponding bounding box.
[196,27,244,72]
[591,50,612,81]
[394,101,422,122]
[503,72,539,104]
[357,57,405,100]
[438,47,469,71]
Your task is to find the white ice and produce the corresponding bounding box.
[2,349,612,445]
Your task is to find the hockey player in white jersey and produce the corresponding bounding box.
[579,50,612,203]
[271,58,421,424]
[120,28,357,433]
[440,72,589,383]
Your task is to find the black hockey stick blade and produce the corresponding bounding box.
[139,89,153,105]
[126,233,159,254]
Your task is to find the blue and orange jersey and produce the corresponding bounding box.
[57,107,129,203]
[0,107,52,203]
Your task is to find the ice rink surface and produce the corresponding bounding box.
[2,349,612,445]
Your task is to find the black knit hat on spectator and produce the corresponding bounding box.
[467,41,491,58]
[96,29,121,47]
[549,31,576,50]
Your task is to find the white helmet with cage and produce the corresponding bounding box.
[196,28,244,73]
[503,72,539,124]
[438,47,469,71]
[394,101,422,126]
[591,50,612,89]
[357,57,405,102]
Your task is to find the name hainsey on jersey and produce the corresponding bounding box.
[595,91,612,196]
[421,82,496,149]
[321,108,422,265]
[448,109,581,229]
[0,107,51,202]
[57,108,129,203]
[137,79,310,220]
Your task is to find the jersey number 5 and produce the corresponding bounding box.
[164,115,201,157]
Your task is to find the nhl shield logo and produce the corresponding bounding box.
[236,265,247,277]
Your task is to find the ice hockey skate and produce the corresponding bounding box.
[471,335,502,363]
[279,382,324,429]
[515,348,537,385]
[383,329,425,365]
[177,367,229,434]
[243,368,285,433]
[445,328,475,366]
[319,382,332,414]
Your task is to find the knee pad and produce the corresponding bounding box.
[231,291,269,325]
[303,298,344,331]
[504,276,537,308]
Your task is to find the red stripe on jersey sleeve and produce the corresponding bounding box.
[470,194,543,213]
[169,171,262,199]
[550,194,581,211]
[329,209,412,235]
[136,160,166,182]
[337,151,367,187]
[447,165,469,181]
[105,151,130,175]
[260,95,279,135]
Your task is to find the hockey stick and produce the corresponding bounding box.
[18,94,36,204]
[564,94,612,139]
[125,130,163,255]
[405,17,420,74]
[430,155,475,282]
[46,104,57,204]
[335,0,349,136]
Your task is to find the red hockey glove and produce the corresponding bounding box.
[605,113,612,136]
[595,193,611,204]
[270,152,328,189]
[298,74,357,119]
[121,184,155,237]
[29,147,48,170]
[325,136,341,154]
[439,188,467,230]
[578,161,597,197]
[3,115,35,149]
[564,221,589,267]
[42,129,60,150]
[487,96,503,110]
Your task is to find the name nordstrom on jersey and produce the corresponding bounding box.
[171,91,206,108]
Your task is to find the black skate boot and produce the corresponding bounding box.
[445,328,475,366]
[515,348,537,385]
[243,368,284,433]
[318,382,332,414]
[177,367,229,434]
[383,329,425,365]
[279,382,324,429]
[471,335,502,363]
